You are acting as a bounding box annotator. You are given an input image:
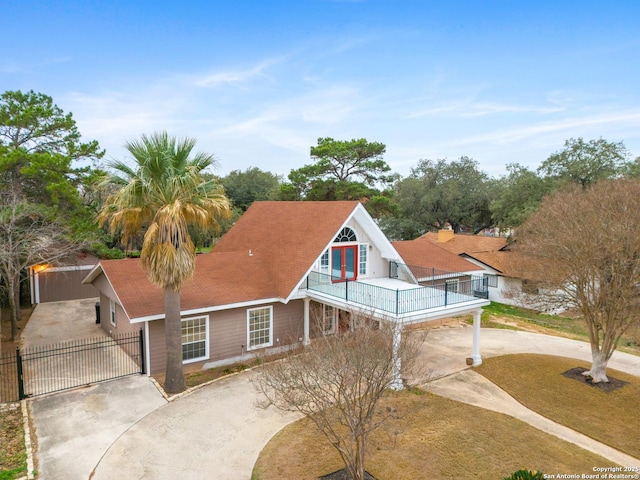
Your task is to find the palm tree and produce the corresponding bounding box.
[99,132,230,393]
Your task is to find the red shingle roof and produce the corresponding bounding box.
[420,232,508,255]
[419,232,518,275]
[96,201,361,319]
[392,240,480,273]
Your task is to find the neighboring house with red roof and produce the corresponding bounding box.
[420,229,530,307]
[84,201,490,378]
[392,239,487,295]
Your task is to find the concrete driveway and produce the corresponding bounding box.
[415,327,640,380]
[29,376,166,480]
[29,328,640,479]
[89,373,300,480]
[20,299,140,397]
[21,298,102,348]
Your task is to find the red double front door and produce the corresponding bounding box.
[331,245,357,282]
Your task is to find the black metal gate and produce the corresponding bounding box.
[0,330,144,403]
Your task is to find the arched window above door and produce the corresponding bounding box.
[334,227,357,243]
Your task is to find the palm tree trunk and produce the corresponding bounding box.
[163,287,186,393]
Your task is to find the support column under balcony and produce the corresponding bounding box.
[390,323,403,390]
[471,309,482,366]
[303,297,310,346]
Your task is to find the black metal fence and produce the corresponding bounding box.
[0,330,144,403]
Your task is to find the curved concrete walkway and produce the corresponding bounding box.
[424,369,639,468]
[31,329,640,479]
[419,329,640,468]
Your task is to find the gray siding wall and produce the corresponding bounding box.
[149,319,166,375]
[419,274,473,289]
[93,274,118,300]
[37,269,99,303]
[98,292,138,337]
[147,300,305,375]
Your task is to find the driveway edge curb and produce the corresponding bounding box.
[21,400,35,480]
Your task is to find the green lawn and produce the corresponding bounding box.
[479,302,640,355]
[475,354,640,458]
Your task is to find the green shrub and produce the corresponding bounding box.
[503,469,544,480]
[93,243,125,259]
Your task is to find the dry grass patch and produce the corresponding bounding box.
[252,389,611,480]
[475,354,640,458]
[179,348,304,389]
[183,362,253,388]
[0,405,27,480]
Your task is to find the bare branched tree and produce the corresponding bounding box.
[512,179,640,382]
[255,312,422,480]
[0,186,87,341]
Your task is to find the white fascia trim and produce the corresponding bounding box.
[129,297,283,323]
[37,264,95,273]
[460,254,503,274]
[397,301,490,325]
[95,267,132,322]
[82,263,105,284]
[352,204,399,260]
[144,321,151,376]
[30,270,35,304]
[304,289,489,324]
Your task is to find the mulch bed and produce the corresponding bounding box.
[562,367,628,393]
[319,468,377,480]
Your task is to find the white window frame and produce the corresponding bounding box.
[320,249,329,273]
[247,306,273,351]
[181,315,209,364]
[334,227,357,242]
[445,279,459,293]
[322,304,336,335]
[359,243,368,276]
[484,274,498,288]
[109,299,116,327]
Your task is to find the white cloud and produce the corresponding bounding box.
[407,100,564,119]
[213,85,361,154]
[456,110,640,146]
[61,83,196,163]
[193,56,290,88]
[0,56,72,74]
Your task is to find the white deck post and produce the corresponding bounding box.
[303,298,310,345]
[471,309,482,366]
[390,323,403,390]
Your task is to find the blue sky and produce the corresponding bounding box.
[2,1,640,179]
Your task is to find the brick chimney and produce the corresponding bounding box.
[437,225,454,243]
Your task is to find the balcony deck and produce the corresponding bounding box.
[302,271,488,322]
